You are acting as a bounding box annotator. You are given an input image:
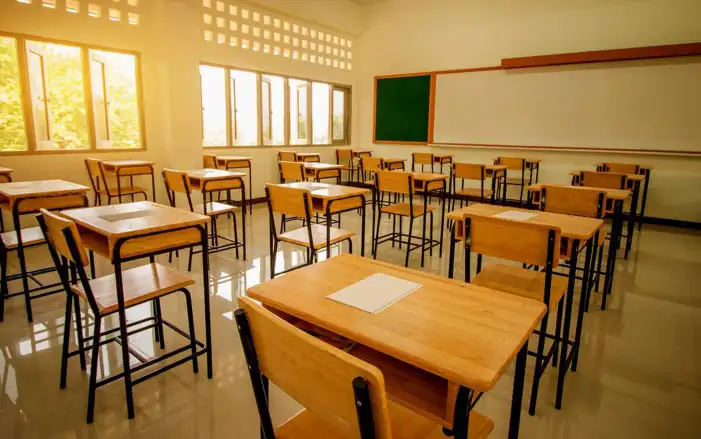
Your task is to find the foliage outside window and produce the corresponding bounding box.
[0,33,144,153]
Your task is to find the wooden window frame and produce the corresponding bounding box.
[200,61,352,149]
[0,31,146,156]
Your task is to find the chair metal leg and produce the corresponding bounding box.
[405,217,414,268]
[0,248,7,322]
[187,247,194,272]
[233,213,240,260]
[528,312,549,415]
[73,295,87,370]
[86,316,102,424]
[552,299,563,367]
[60,294,73,389]
[155,298,165,350]
[182,289,199,374]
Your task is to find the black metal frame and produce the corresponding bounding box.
[449,164,498,211]
[0,192,88,322]
[220,158,253,215]
[163,172,246,270]
[84,160,149,206]
[37,215,205,424]
[494,157,530,205]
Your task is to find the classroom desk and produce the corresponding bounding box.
[434,154,453,174]
[383,158,407,170]
[528,183,628,309]
[279,182,370,256]
[0,180,89,322]
[186,169,247,260]
[493,159,541,203]
[101,160,156,203]
[446,203,603,410]
[412,172,449,265]
[303,162,344,182]
[570,170,640,259]
[60,201,214,378]
[0,168,12,183]
[295,152,322,162]
[215,156,253,214]
[449,164,507,208]
[247,254,546,439]
[595,164,652,231]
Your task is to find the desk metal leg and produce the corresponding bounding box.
[150,170,157,202]
[247,164,253,215]
[509,342,529,439]
[602,201,623,310]
[200,225,213,379]
[555,239,579,409]
[361,199,366,257]
[625,182,640,259]
[572,237,593,371]
[439,185,446,257]
[448,223,456,279]
[638,171,650,231]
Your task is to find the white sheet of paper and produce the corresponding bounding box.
[493,210,538,221]
[327,273,421,314]
[100,210,154,222]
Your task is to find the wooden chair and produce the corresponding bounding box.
[540,185,608,310]
[578,171,627,214]
[162,169,244,270]
[84,158,147,206]
[373,171,436,268]
[599,162,640,175]
[451,163,495,210]
[203,154,219,169]
[279,160,306,184]
[278,150,298,162]
[265,184,354,278]
[336,148,356,183]
[361,156,385,186]
[460,215,567,415]
[411,152,434,173]
[37,209,199,424]
[235,296,494,439]
[495,157,527,204]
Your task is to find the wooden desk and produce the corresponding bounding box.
[247,254,545,439]
[433,154,453,174]
[409,172,449,265]
[61,201,214,378]
[596,164,652,231]
[0,168,12,183]
[279,182,370,256]
[303,162,344,182]
[101,160,156,203]
[295,152,322,162]
[446,203,602,410]
[383,158,406,171]
[0,180,89,322]
[215,156,253,214]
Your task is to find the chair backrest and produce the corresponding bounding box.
[541,185,606,218]
[203,154,218,169]
[84,158,106,192]
[162,169,192,194]
[467,215,561,267]
[602,162,639,174]
[580,171,627,189]
[453,163,485,180]
[362,157,384,172]
[375,170,413,195]
[412,152,433,165]
[336,148,352,164]
[278,150,298,162]
[266,184,312,218]
[236,297,392,439]
[496,157,525,171]
[279,161,306,182]
[37,209,88,267]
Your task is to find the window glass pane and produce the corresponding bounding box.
[26,41,88,150]
[0,37,28,151]
[289,78,307,145]
[332,89,345,141]
[261,79,270,141]
[231,70,258,146]
[262,74,284,145]
[200,65,227,147]
[312,82,330,145]
[90,50,142,149]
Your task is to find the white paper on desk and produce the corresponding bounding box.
[493,210,538,221]
[327,273,421,314]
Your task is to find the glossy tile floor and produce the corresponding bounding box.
[1,205,700,439]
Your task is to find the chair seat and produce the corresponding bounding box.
[456,188,493,198]
[279,224,354,250]
[1,227,45,250]
[276,400,493,439]
[381,202,435,218]
[472,264,568,312]
[194,202,238,216]
[70,263,195,315]
[98,185,147,196]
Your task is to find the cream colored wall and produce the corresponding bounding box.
[356,0,701,222]
[0,0,362,207]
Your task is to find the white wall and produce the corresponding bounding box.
[356,0,701,222]
[0,0,362,207]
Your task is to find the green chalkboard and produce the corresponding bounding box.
[375,75,431,143]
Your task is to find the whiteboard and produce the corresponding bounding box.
[433,58,701,154]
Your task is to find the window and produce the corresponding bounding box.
[332,88,348,143]
[200,65,227,147]
[0,37,28,151]
[0,33,144,154]
[311,82,330,145]
[198,63,350,148]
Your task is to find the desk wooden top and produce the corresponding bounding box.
[447,203,603,241]
[0,180,89,199]
[102,160,155,168]
[247,254,546,392]
[303,162,344,170]
[186,168,247,181]
[569,170,644,182]
[596,163,653,172]
[382,158,406,164]
[216,155,253,162]
[61,201,209,240]
[0,168,13,174]
[281,182,370,200]
[412,172,449,182]
[528,183,629,200]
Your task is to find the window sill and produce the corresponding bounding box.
[203,143,350,150]
[0,147,147,156]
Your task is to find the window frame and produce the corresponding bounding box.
[200,62,351,149]
[0,31,147,156]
